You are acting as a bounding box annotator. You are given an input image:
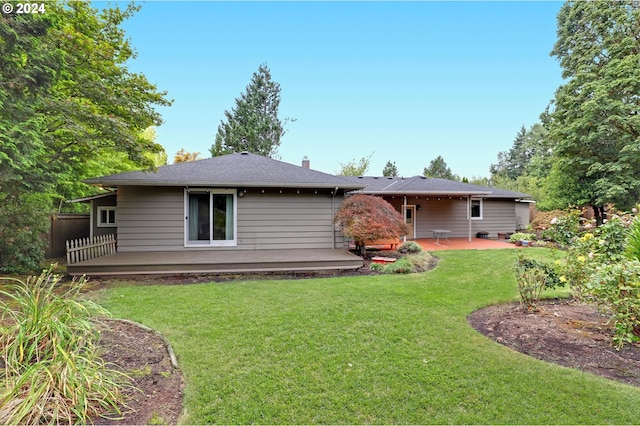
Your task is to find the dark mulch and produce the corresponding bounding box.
[469,299,640,387]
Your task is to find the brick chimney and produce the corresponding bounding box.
[302,156,310,169]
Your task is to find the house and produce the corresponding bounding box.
[69,153,532,275]
[67,152,365,275]
[344,175,533,241]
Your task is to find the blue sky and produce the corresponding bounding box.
[115,1,564,178]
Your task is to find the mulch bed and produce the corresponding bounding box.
[469,299,640,387]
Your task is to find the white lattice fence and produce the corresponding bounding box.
[66,234,116,265]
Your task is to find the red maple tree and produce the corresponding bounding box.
[334,194,408,255]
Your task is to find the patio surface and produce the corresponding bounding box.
[414,237,515,251]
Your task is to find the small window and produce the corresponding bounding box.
[470,198,483,220]
[97,206,116,227]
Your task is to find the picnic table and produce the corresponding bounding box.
[431,229,451,246]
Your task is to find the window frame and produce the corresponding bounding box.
[184,188,237,247]
[469,197,483,220]
[96,206,117,227]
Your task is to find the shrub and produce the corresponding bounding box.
[0,193,50,274]
[625,209,640,261]
[513,252,564,312]
[509,232,535,243]
[587,260,640,349]
[383,258,414,274]
[540,208,581,246]
[0,267,131,424]
[398,241,422,254]
[370,262,385,272]
[405,252,436,272]
[530,209,568,231]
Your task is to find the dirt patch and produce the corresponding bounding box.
[469,300,640,387]
[92,319,183,425]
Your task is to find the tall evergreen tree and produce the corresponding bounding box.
[423,156,457,180]
[382,160,399,177]
[211,64,287,158]
[548,0,640,223]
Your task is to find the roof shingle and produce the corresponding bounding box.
[85,152,364,189]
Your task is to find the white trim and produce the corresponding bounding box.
[468,197,483,220]
[402,204,416,239]
[184,188,237,247]
[96,206,117,227]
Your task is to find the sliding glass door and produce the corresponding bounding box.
[186,189,236,246]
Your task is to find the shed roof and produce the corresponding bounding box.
[85,152,364,190]
[345,176,532,199]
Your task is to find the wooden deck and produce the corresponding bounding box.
[66,249,364,276]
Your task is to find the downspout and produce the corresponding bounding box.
[332,187,338,249]
[403,195,407,243]
[468,195,472,243]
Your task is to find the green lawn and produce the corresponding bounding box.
[97,249,640,424]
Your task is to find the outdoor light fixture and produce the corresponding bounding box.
[417,204,422,211]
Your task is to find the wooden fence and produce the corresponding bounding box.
[44,214,90,258]
[66,234,116,265]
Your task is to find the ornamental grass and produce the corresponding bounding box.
[0,267,131,425]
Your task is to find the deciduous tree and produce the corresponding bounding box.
[334,194,408,255]
[547,0,640,224]
[337,152,374,176]
[174,149,201,163]
[0,2,171,272]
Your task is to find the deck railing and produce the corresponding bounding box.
[66,234,116,265]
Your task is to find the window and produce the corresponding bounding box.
[97,206,116,227]
[185,189,236,246]
[469,198,483,220]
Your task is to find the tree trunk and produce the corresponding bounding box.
[592,204,607,226]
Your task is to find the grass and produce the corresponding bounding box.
[96,249,640,424]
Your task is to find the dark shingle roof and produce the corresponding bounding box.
[344,176,532,199]
[85,153,365,190]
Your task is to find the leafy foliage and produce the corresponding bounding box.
[334,194,408,255]
[587,260,640,349]
[174,148,201,163]
[398,241,423,254]
[211,64,288,158]
[0,267,131,424]
[540,208,581,247]
[0,193,49,273]
[0,1,170,272]
[509,232,535,243]
[382,160,399,177]
[337,152,373,176]
[625,207,640,261]
[423,155,458,180]
[547,1,640,217]
[513,251,564,312]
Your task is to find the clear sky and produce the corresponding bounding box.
[113,1,565,178]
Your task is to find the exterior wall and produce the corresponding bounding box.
[117,187,184,252]
[91,194,118,238]
[116,186,345,252]
[516,202,532,230]
[237,189,342,249]
[383,196,519,239]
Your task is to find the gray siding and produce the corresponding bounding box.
[237,191,340,249]
[92,194,117,238]
[384,196,519,239]
[116,186,344,252]
[117,187,184,252]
